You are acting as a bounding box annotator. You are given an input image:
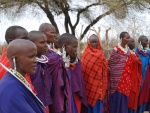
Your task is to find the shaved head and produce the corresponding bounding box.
[138,35,148,43]
[39,23,55,33]
[58,33,77,47]
[5,26,28,44]
[7,39,37,76]
[39,23,56,44]
[7,39,36,61]
[29,30,46,42]
[29,30,48,56]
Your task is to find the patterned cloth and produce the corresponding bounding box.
[109,46,132,113]
[0,48,10,79]
[81,34,108,107]
[128,52,142,111]
[108,46,131,95]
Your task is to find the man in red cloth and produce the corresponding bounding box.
[128,38,142,113]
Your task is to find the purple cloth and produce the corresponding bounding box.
[30,62,52,106]
[47,53,72,113]
[68,60,88,113]
[0,72,45,113]
[110,91,128,113]
[46,49,54,56]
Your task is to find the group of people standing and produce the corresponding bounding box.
[0,23,149,113]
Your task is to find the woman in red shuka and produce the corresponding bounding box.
[82,34,108,113]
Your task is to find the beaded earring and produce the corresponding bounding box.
[62,45,70,67]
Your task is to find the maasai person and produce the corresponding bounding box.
[81,34,108,113]
[46,34,72,113]
[0,26,28,79]
[128,38,142,113]
[0,39,45,113]
[58,33,87,113]
[39,23,56,53]
[108,32,131,113]
[135,35,150,113]
[28,31,51,113]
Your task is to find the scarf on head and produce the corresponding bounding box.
[81,34,108,107]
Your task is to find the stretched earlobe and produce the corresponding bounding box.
[12,56,16,70]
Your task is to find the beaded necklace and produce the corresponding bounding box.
[138,47,148,53]
[36,55,48,63]
[10,68,31,88]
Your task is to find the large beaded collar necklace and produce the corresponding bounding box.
[36,55,49,63]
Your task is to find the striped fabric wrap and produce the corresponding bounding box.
[0,48,10,79]
[108,47,130,95]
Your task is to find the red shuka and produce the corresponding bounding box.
[128,52,142,110]
[82,34,108,107]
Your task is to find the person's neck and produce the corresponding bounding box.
[37,54,42,58]
[120,43,126,48]
[16,69,26,77]
[70,58,77,63]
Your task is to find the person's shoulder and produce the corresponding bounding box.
[0,74,24,100]
[47,52,60,59]
[0,73,23,92]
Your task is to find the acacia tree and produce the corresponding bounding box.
[0,0,149,40]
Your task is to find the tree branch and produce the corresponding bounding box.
[54,0,74,34]
[74,2,101,29]
[80,9,114,39]
[80,0,134,40]
[35,1,59,33]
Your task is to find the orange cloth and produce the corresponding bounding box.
[0,48,36,95]
[81,34,108,107]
